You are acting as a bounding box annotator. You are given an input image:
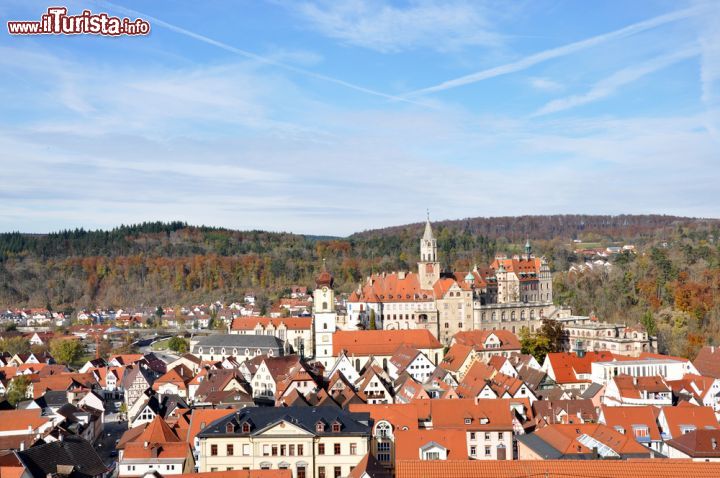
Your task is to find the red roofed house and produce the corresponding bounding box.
[229,317,313,356]
[119,415,192,477]
[543,351,615,393]
[330,329,443,376]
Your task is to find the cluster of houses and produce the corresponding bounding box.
[4,317,720,478]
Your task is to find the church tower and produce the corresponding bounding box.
[313,262,336,370]
[418,214,441,289]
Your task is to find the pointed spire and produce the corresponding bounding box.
[423,212,434,240]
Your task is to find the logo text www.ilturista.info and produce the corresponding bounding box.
[7,7,150,36]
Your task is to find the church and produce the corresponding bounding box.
[343,217,568,345]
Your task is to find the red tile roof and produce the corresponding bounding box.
[230,316,311,331]
[332,329,442,356]
[396,460,720,478]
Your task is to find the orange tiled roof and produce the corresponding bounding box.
[333,329,442,356]
[394,428,468,460]
[453,330,521,350]
[661,404,719,438]
[0,409,49,432]
[396,460,720,478]
[230,316,311,331]
[545,351,615,384]
[600,405,661,441]
[351,272,435,303]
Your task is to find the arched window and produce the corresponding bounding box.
[375,421,392,438]
[501,311,506,320]
[530,310,535,319]
[245,348,249,356]
[510,311,516,320]
[520,310,525,319]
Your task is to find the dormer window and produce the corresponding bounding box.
[226,423,234,433]
[242,422,251,433]
[479,418,489,425]
[316,422,325,433]
[464,418,472,425]
[332,422,341,432]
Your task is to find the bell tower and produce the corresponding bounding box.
[313,260,336,370]
[418,212,440,289]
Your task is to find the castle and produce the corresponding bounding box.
[343,217,569,345]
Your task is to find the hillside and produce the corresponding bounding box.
[1,215,719,357]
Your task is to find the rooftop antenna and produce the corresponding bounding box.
[426,208,430,222]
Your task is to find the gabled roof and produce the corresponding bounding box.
[452,330,521,350]
[667,429,720,457]
[0,409,49,432]
[230,317,312,331]
[600,406,661,441]
[333,329,442,356]
[16,436,108,478]
[137,415,182,444]
[517,423,652,459]
[660,403,719,438]
[694,346,720,378]
[545,351,615,384]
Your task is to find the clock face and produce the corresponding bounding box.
[322,287,328,292]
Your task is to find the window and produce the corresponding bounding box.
[242,422,250,433]
[210,468,218,472]
[316,422,325,433]
[425,452,440,460]
[319,443,325,455]
[378,453,391,462]
[280,445,286,456]
[242,444,250,456]
[298,445,304,455]
[263,444,270,456]
[297,466,306,478]
[485,446,491,457]
[226,444,234,456]
[334,443,341,455]
[464,418,472,425]
[498,432,504,440]
[332,422,341,432]
[272,445,278,456]
[350,443,357,455]
[470,445,476,456]
[470,432,476,440]
[318,467,326,478]
[210,444,218,456]
[334,466,342,478]
[378,442,390,452]
[484,433,491,441]
[226,423,234,433]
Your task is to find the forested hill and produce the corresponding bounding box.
[0,216,718,320]
[351,214,711,242]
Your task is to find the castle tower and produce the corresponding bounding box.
[418,214,440,289]
[313,262,336,369]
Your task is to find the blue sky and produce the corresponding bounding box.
[1,0,718,235]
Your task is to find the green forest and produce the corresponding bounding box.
[1,215,719,357]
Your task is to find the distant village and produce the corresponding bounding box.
[1,221,718,478]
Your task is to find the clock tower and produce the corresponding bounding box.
[418,214,441,289]
[313,262,336,369]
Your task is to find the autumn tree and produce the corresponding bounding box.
[168,336,189,353]
[1,337,30,356]
[50,338,84,366]
[6,375,30,405]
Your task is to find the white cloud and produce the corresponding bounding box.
[528,77,563,92]
[404,4,707,96]
[282,0,502,53]
[533,46,699,116]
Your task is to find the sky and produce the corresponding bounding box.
[0,0,718,236]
